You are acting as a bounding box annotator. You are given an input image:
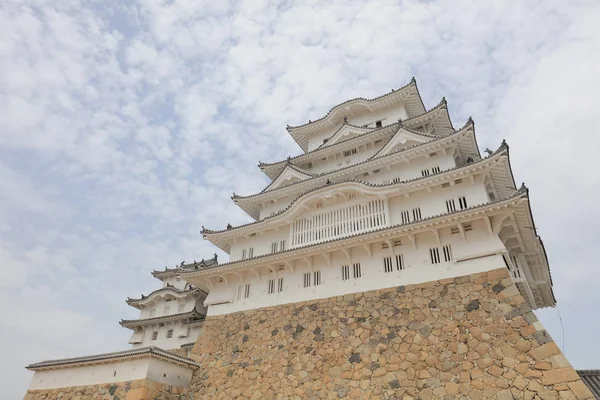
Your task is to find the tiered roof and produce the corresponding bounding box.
[287,78,427,152]
[202,139,507,246]
[232,120,479,220]
[260,97,454,181]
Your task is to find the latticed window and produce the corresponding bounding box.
[341,265,350,281]
[167,329,173,338]
[458,196,468,210]
[313,270,321,286]
[395,254,405,270]
[446,199,457,213]
[244,284,251,298]
[432,166,441,174]
[430,247,441,264]
[353,263,362,279]
[303,273,311,288]
[268,279,275,294]
[443,245,452,262]
[412,207,422,221]
[383,257,393,273]
[152,332,158,340]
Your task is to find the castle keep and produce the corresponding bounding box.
[24,80,597,399]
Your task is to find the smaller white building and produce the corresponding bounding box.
[26,347,199,391]
[121,255,218,352]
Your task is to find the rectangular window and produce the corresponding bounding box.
[353,263,362,279]
[280,240,286,252]
[167,329,173,339]
[163,306,170,314]
[458,196,468,210]
[443,245,452,262]
[271,242,278,254]
[149,309,156,317]
[343,148,358,157]
[450,227,460,235]
[152,332,158,340]
[348,193,357,200]
[178,304,185,312]
[464,223,473,232]
[421,169,431,177]
[277,277,284,293]
[303,272,311,288]
[242,249,247,260]
[373,169,380,174]
[430,247,441,264]
[376,120,382,128]
[316,201,323,208]
[306,162,313,169]
[383,256,393,273]
[446,199,457,213]
[442,182,450,188]
[248,248,254,258]
[412,207,422,221]
[454,179,463,185]
[341,265,350,281]
[401,210,410,224]
[268,279,275,294]
[395,254,405,270]
[432,166,441,174]
[314,270,321,286]
[244,284,251,298]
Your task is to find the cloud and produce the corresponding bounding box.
[1,0,600,397]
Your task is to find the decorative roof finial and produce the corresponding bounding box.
[520,182,527,190]
[227,223,232,229]
[214,253,218,260]
[180,261,185,267]
[411,76,417,84]
[441,96,447,104]
[501,138,508,148]
[467,116,474,125]
[201,225,205,231]
[343,116,348,123]
[326,179,331,185]
[397,118,403,126]
[287,156,291,164]
[484,148,493,156]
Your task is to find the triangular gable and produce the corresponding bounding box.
[264,165,313,191]
[319,125,372,149]
[375,128,434,157]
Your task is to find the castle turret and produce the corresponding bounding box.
[120,255,218,352]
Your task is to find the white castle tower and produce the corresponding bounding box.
[183,78,554,315]
[120,255,218,353]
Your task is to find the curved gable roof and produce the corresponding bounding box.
[287,78,426,152]
[262,164,315,192]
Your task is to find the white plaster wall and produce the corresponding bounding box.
[207,224,508,316]
[146,358,195,387]
[230,226,292,262]
[29,358,150,390]
[29,357,195,390]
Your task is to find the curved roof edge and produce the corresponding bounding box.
[126,285,202,305]
[119,308,203,329]
[204,140,507,236]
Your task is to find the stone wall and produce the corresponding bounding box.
[23,378,189,400]
[189,268,594,400]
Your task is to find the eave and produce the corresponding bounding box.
[119,309,204,330]
[287,78,426,152]
[233,121,478,220]
[126,287,203,310]
[204,142,510,252]
[151,256,218,280]
[25,346,200,371]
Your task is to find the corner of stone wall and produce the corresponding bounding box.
[188,267,595,400]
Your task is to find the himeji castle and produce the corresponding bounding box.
[24,79,598,400]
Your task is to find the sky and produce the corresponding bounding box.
[1,0,600,397]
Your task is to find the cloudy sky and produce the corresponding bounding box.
[2,0,600,397]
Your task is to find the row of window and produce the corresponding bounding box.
[234,246,454,301]
[271,240,287,254]
[421,166,441,177]
[445,196,468,213]
[151,329,174,340]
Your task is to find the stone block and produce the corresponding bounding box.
[541,368,581,385]
[529,342,561,361]
[567,380,595,400]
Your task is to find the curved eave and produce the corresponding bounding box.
[204,144,509,252]
[126,288,201,309]
[231,121,477,220]
[119,310,204,330]
[287,79,426,152]
[26,346,200,371]
[192,187,528,276]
